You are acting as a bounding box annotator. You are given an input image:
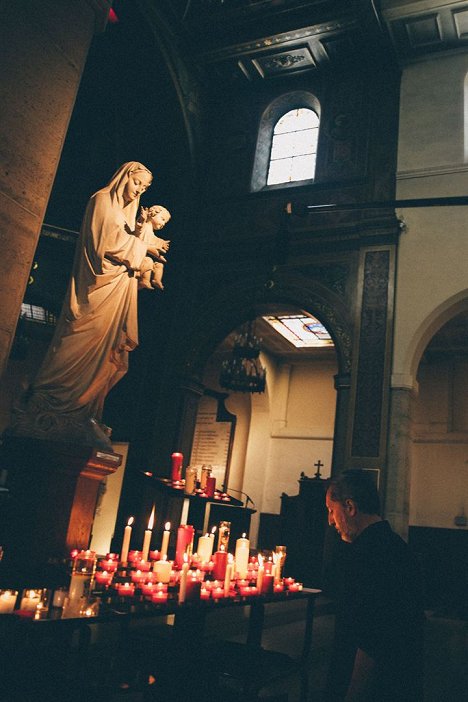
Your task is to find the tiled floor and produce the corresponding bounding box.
[201,596,468,701]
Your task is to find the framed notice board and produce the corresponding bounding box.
[190,390,236,492]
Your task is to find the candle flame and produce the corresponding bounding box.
[127,516,134,527]
[148,505,155,530]
[228,553,234,563]
[242,533,246,538]
[210,526,217,535]
[165,521,171,531]
[258,554,264,566]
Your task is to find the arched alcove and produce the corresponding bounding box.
[178,280,348,546]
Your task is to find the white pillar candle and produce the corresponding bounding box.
[160,522,171,560]
[0,590,18,613]
[121,516,134,564]
[234,533,250,579]
[197,533,214,563]
[153,557,171,583]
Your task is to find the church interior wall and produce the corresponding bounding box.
[393,52,468,385]
[411,359,468,529]
[202,350,336,547]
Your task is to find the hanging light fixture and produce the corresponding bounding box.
[219,320,266,393]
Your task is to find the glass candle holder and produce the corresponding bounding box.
[20,588,43,612]
[0,589,18,614]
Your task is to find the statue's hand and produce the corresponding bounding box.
[154,237,170,252]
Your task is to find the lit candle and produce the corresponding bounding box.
[153,556,171,584]
[212,586,225,599]
[288,582,302,592]
[274,582,284,593]
[128,550,142,564]
[197,533,214,563]
[94,570,113,587]
[98,559,118,572]
[152,589,168,605]
[20,590,42,612]
[257,555,264,593]
[171,452,183,481]
[117,582,135,597]
[178,557,190,603]
[141,582,155,597]
[185,574,202,601]
[138,560,151,572]
[224,556,233,597]
[142,506,155,562]
[131,569,145,584]
[149,550,160,562]
[213,545,228,580]
[200,587,211,601]
[0,590,18,613]
[175,525,194,569]
[121,516,134,564]
[160,522,171,560]
[234,533,250,579]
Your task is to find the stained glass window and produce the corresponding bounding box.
[264,314,333,348]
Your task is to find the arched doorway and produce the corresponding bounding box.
[409,310,468,608]
[189,303,340,547]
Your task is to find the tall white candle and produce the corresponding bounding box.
[160,521,171,559]
[234,533,250,579]
[178,560,189,603]
[142,506,155,561]
[257,555,264,593]
[121,516,134,564]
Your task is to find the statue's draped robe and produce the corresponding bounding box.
[31,190,160,422]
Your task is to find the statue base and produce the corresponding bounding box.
[0,436,121,587]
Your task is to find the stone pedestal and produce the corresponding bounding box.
[0,437,121,586]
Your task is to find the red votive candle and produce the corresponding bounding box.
[149,550,160,561]
[98,559,118,572]
[117,583,135,597]
[171,452,183,481]
[151,590,168,605]
[94,570,113,587]
[200,587,211,601]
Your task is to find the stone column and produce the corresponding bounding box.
[331,372,351,476]
[385,385,415,539]
[0,0,110,378]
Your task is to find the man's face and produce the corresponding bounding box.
[326,488,358,543]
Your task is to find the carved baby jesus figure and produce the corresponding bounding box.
[136,205,171,290]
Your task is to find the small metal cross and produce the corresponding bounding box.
[314,459,324,479]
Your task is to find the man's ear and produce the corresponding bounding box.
[344,498,357,516]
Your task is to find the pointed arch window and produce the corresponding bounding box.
[267,108,319,185]
[251,91,321,192]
